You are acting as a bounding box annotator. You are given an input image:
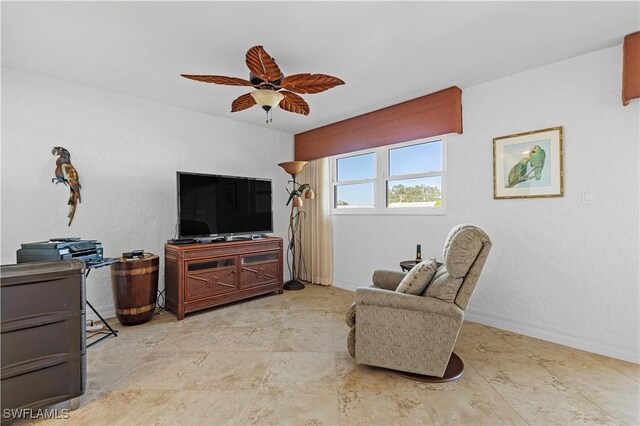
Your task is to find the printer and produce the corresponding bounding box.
[17,238,104,265]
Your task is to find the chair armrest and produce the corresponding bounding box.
[371,270,407,291]
[355,286,463,319]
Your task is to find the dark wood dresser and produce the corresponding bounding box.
[165,237,283,320]
[0,260,86,417]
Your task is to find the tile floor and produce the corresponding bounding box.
[19,284,640,425]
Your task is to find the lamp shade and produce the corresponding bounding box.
[251,89,284,109]
[278,161,308,175]
[305,188,315,199]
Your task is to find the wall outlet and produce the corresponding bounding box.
[581,191,594,204]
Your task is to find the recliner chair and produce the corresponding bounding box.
[346,224,492,379]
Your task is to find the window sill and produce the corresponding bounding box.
[331,208,447,216]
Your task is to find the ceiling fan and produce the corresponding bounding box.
[181,45,344,123]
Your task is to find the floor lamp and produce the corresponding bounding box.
[278,161,314,291]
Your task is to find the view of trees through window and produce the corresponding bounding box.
[336,184,442,207]
[387,183,442,207]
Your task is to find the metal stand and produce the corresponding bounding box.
[84,259,119,348]
[284,174,306,291]
[284,279,305,291]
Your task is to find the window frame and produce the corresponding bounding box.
[331,136,447,215]
[332,150,378,210]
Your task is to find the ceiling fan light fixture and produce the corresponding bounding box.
[250,89,284,111]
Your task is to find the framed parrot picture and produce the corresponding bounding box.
[493,126,564,199]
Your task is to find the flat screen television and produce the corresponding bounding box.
[177,172,273,239]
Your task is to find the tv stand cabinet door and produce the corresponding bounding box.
[184,258,237,301]
[239,252,280,289]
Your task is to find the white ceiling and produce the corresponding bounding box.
[2,2,638,135]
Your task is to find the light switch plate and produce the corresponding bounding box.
[582,191,594,204]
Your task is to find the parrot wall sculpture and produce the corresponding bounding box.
[52,147,82,226]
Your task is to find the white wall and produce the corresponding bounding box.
[1,68,294,319]
[333,46,640,363]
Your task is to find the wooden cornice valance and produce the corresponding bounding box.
[622,31,640,106]
[294,86,462,161]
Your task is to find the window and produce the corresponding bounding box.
[387,141,443,209]
[334,153,375,209]
[332,137,445,214]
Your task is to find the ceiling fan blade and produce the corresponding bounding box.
[279,91,310,116]
[231,93,257,112]
[280,73,345,94]
[181,75,252,86]
[245,46,282,83]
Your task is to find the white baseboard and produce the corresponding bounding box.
[332,281,358,292]
[465,308,639,364]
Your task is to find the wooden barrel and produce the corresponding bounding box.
[110,254,159,326]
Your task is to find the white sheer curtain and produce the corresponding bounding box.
[298,157,333,285]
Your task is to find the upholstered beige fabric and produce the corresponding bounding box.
[354,288,463,377]
[443,224,490,278]
[429,263,448,283]
[424,268,463,302]
[396,259,438,295]
[346,224,492,377]
[345,302,356,328]
[371,270,406,291]
[449,225,492,310]
[347,328,356,357]
[358,286,463,319]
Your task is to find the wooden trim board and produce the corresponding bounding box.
[294,86,462,161]
[622,31,640,106]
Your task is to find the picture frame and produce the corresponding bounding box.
[493,126,564,199]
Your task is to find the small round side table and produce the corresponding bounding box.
[400,260,443,272]
[399,260,417,272]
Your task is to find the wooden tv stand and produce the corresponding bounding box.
[164,237,283,320]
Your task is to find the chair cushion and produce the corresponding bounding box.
[396,259,438,295]
[424,265,463,302]
[443,224,488,278]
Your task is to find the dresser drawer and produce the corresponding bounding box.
[1,359,82,412]
[1,276,81,324]
[1,319,81,371]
